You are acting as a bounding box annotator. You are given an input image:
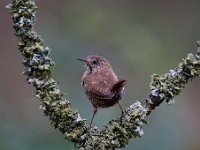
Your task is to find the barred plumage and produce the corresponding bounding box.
[78,55,126,127]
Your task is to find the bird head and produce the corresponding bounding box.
[78,55,111,73]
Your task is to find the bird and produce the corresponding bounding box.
[78,55,126,127]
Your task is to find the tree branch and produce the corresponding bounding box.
[6,0,200,149]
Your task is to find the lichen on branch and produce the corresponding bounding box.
[6,0,87,143]
[6,0,200,149]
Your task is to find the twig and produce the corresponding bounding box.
[6,0,200,149]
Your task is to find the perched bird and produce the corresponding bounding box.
[78,55,126,127]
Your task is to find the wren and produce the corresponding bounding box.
[78,55,126,127]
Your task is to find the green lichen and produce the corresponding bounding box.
[150,52,200,105]
[7,0,200,149]
[6,0,87,144]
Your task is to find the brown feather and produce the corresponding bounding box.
[79,55,126,127]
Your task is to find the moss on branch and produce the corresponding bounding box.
[6,0,200,149]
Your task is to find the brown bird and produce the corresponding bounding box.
[78,55,126,127]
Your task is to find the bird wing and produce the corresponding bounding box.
[82,69,117,99]
[83,78,113,99]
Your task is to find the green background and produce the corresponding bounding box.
[1,0,200,149]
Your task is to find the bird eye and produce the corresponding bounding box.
[92,60,98,64]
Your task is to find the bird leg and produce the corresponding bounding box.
[89,107,97,128]
[117,101,123,124]
[117,101,123,112]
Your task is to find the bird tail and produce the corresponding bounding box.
[111,79,126,93]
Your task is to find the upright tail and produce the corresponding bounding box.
[111,79,126,93]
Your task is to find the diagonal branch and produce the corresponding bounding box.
[6,0,200,149]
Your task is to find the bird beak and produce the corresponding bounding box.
[77,58,86,62]
[78,57,92,71]
[77,58,89,67]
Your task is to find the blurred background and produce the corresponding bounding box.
[1,0,200,149]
